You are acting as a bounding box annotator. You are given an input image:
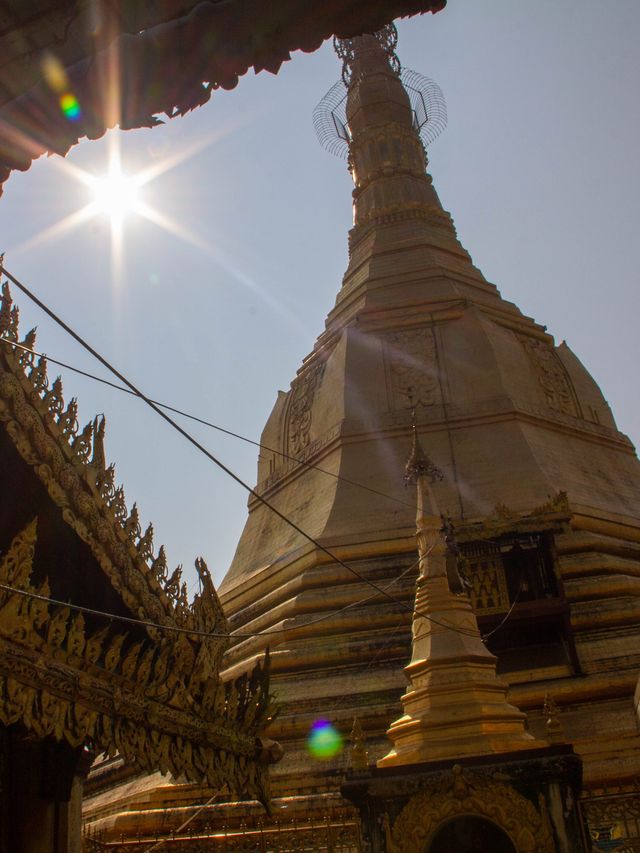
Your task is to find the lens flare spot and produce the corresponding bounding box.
[60,93,81,121]
[42,53,68,92]
[307,720,343,759]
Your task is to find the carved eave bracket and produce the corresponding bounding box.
[0,519,278,802]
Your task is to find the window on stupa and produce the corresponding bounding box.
[461,533,579,679]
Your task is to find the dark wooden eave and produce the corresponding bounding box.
[0,0,445,193]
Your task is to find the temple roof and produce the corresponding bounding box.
[0,280,277,802]
[0,0,444,194]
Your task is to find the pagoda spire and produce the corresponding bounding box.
[339,29,445,233]
[328,25,488,319]
[378,429,541,767]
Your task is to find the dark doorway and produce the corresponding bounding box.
[428,816,517,853]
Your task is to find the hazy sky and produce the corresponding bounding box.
[1,2,638,590]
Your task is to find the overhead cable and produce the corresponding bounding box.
[0,264,513,641]
[0,557,421,640]
[0,336,415,512]
[0,263,437,621]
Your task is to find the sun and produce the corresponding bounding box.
[91,168,141,220]
[8,114,258,290]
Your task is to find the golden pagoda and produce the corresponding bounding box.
[217,26,640,849]
[378,425,537,766]
[84,21,640,852]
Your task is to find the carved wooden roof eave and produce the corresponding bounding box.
[0,636,272,801]
[0,506,278,802]
[454,491,573,544]
[0,0,446,195]
[0,284,193,632]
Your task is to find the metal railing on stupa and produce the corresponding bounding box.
[83,813,363,853]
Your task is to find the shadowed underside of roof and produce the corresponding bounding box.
[0,0,445,194]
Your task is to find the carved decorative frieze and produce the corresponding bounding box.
[382,326,440,411]
[463,541,510,614]
[257,422,342,496]
[519,334,581,418]
[286,363,325,456]
[582,792,640,851]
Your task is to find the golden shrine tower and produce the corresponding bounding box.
[218,25,640,846]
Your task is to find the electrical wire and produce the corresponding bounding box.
[480,570,525,641]
[0,549,520,646]
[0,263,483,635]
[6,552,513,645]
[0,338,497,638]
[0,336,417,513]
[0,558,420,640]
[0,265,522,642]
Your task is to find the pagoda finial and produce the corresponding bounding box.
[314,22,480,304]
[334,23,400,87]
[404,415,444,573]
[544,693,565,743]
[404,409,443,487]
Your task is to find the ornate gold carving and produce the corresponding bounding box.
[519,334,580,418]
[386,766,555,853]
[258,422,342,495]
[287,362,325,456]
[491,501,519,523]
[543,693,564,743]
[0,281,18,339]
[582,792,640,851]
[463,541,510,614]
[383,326,440,410]
[0,284,280,802]
[0,283,180,627]
[531,490,571,517]
[0,519,277,800]
[462,495,571,543]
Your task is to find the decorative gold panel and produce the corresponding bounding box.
[582,793,640,852]
[463,542,510,614]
